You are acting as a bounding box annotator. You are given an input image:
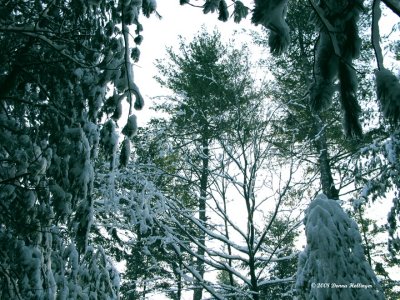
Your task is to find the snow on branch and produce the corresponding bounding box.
[375,68,400,124]
[309,0,364,137]
[252,0,290,55]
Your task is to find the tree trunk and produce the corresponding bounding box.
[249,252,260,300]
[221,181,237,300]
[193,138,209,300]
[314,116,339,199]
[298,23,339,200]
[177,261,182,300]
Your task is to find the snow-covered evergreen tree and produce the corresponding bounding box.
[296,194,385,299]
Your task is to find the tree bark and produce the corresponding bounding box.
[248,252,260,300]
[193,138,209,300]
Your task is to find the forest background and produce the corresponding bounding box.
[1,0,400,299]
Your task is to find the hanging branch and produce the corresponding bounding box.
[122,19,134,116]
[372,0,384,71]
[308,0,342,57]
[121,4,144,115]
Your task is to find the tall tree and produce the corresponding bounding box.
[153,27,260,300]
[253,0,349,201]
[252,1,396,298]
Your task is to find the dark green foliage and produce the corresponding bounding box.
[309,0,363,138]
[154,28,260,140]
[252,0,290,55]
[142,0,157,17]
[218,0,229,22]
[203,0,221,14]
[233,1,249,23]
[0,0,152,297]
[350,199,400,299]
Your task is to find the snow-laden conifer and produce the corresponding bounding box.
[296,194,384,299]
[0,0,154,297]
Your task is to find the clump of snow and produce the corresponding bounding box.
[122,114,138,138]
[100,120,119,169]
[50,183,72,221]
[384,138,397,165]
[83,121,100,159]
[119,138,131,168]
[251,0,290,56]
[73,68,84,80]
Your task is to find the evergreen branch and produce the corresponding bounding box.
[21,31,92,68]
[19,68,71,120]
[0,264,23,300]
[121,4,134,116]
[0,173,30,185]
